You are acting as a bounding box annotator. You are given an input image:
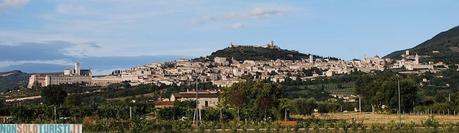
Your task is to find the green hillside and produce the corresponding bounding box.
[0,70,30,91]
[385,25,459,64]
[205,45,339,61]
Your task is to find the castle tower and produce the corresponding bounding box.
[75,62,81,75]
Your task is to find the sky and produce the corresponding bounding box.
[1,0,459,74]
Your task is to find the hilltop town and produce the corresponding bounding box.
[4,1,459,132]
[27,42,451,89]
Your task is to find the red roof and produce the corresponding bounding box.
[173,92,219,98]
[154,101,175,106]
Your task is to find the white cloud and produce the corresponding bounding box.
[230,6,290,20]
[0,0,29,14]
[0,38,103,58]
[229,23,244,29]
[63,42,102,57]
[1,1,296,57]
[0,59,73,68]
[194,5,291,25]
[246,6,290,18]
[56,3,87,15]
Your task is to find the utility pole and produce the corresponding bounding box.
[193,77,200,126]
[397,74,401,124]
[358,95,362,112]
[54,106,57,123]
[129,107,132,120]
[130,100,136,120]
[284,108,288,121]
[449,93,451,115]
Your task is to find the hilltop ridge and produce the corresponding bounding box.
[385,25,459,64]
[202,42,339,61]
[0,70,30,91]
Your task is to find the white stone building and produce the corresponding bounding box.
[27,62,92,88]
[170,90,219,109]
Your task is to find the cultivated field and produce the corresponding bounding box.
[295,112,459,125]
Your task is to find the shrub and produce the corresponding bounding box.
[338,121,350,133]
[349,119,364,131]
[423,115,439,129]
[402,121,416,131]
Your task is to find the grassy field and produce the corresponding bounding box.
[294,112,459,125]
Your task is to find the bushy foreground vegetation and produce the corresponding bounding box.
[82,116,459,132]
[2,67,459,132]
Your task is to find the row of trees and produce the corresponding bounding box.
[156,97,342,122]
[9,68,459,124]
[217,80,346,121]
[2,84,157,123]
[354,69,459,114]
[355,71,418,113]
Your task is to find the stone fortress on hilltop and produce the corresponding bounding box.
[229,41,279,49]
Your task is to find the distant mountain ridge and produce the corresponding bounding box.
[202,43,339,61]
[0,70,68,92]
[385,25,459,64]
[0,70,30,91]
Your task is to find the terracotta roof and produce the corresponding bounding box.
[154,101,175,106]
[173,92,218,98]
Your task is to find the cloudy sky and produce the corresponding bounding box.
[1,0,459,74]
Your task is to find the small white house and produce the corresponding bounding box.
[170,90,219,109]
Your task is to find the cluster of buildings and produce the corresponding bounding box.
[27,43,450,90]
[391,50,448,73]
[108,52,393,87]
[25,43,454,110]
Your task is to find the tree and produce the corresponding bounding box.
[157,107,189,120]
[279,98,293,120]
[40,85,68,105]
[202,108,224,121]
[221,81,251,119]
[317,100,339,114]
[0,98,7,116]
[220,80,283,120]
[317,102,329,114]
[295,98,317,116]
[255,96,274,119]
[64,95,82,107]
[255,83,282,116]
[399,79,418,112]
[355,72,418,113]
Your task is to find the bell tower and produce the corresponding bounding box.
[75,62,81,75]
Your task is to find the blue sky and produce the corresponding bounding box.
[1,0,459,73]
